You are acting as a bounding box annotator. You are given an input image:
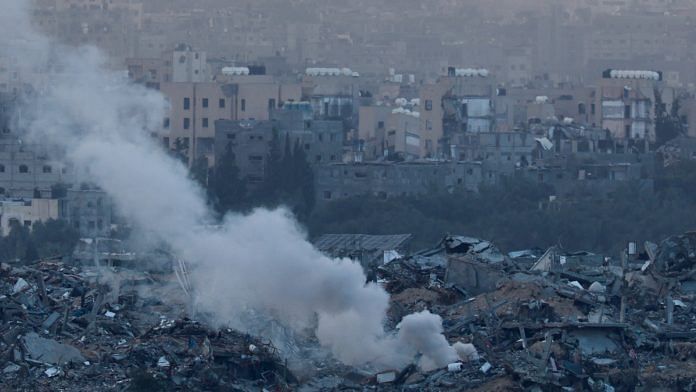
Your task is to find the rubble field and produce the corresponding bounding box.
[1,232,695,391]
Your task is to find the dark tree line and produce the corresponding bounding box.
[307,162,696,256]
[0,219,79,263]
[205,129,315,218]
[654,90,686,147]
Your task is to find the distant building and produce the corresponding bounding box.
[595,69,674,142]
[453,131,536,172]
[0,135,73,199]
[313,233,413,267]
[0,198,59,236]
[314,161,486,203]
[160,73,301,165]
[172,45,211,83]
[214,113,343,185]
[420,68,497,158]
[60,189,113,238]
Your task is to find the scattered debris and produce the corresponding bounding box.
[1,231,695,391]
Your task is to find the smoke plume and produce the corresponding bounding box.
[0,0,459,371]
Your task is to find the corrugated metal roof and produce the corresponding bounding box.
[313,234,412,253]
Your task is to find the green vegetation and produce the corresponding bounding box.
[207,129,315,218]
[0,219,79,263]
[306,162,696,256]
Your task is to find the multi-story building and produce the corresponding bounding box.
[0,136,73,199]
[172,45,210,83]
[302,68,361,133]
[159,71,301,165]
[60,189,113,238]
[594,69,674,142]
[358,102,422,160]
[214,112,343,186]
[384,108,422,160]
[420,68,497,159]
[453,132,536,172]
[0,198,60,236]
[314,161,487,203]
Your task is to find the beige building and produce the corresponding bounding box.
[385,110,422,159]
[358,105,391,160]
[420,68,496,158]
[0,198,59,236]
[160,75,301,165]
[594,70,675,141]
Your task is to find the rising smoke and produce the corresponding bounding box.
[0,0,460,371]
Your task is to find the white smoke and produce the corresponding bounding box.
[0,0,459,371]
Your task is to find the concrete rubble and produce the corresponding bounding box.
[372,233,696,391]
[0,232,695,391]
[0,260,294,391]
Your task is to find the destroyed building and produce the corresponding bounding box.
[313,233,412,269]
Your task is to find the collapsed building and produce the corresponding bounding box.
[0,229,695,390]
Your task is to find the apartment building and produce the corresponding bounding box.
[420,68,497,158]
[159,71,301,165]
[594,69,674,142]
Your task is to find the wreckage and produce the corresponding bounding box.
[1,232,695,391]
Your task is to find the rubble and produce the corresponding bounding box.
[1,231,696,391]
[0,260,295,391]
[372,233,696,391]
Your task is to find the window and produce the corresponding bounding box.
[19,164,28,173]
[0,164,4,173]
[323,191,332,200]
[624,105,631,119]
[248,155,263,162]
[43,165,52,173]
[183,118,190,130]
[378,121,384,129]
[202,118,209,128]
[425,100,433,111]
[163,117,170,129]
[578,103,586,115]
[268,99,276,109]
[183,97,190,110]
[219,99,225,108]
[241,99,246,111]
[24,220,31,227]
[202,98,209,108]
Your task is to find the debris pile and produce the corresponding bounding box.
[1,230,696,391]
[373,233,696,391]
[0,261,293,391]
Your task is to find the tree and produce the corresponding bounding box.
[654,89,684,147]
[0,221,31,262]
[292,138,315,217]
[51,183,68,198]
[31,219,80,258]
[170,137,189,165]
[209,143,247,214]
[190,156,209,189]
[257,128,284,205]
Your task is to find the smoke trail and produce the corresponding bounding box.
[0,0,459,371]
